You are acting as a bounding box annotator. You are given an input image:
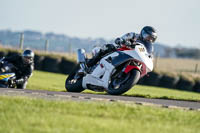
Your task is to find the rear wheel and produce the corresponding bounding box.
[65,65,85,92]
[107,69,140,95]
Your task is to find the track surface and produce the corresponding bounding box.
[0,88,200,110]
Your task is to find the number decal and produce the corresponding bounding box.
[139,48,145,52]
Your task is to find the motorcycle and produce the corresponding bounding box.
[0,57,16,88]
[65,42,153,95]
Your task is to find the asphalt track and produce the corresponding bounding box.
[0,87,200,111]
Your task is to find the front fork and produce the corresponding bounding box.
[123,61,141,74]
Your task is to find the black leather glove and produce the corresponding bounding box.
[8,78,16,85]
[15,78,25,85]
[115,38,125,45]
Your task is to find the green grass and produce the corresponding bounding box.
[27,70,200,101]
[0,96,200,133]
[2,68,200,133]
[27,71,66,92]
[125,85,200,101]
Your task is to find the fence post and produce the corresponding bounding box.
[19,33,24,50]
[154,52,159,70]
[195,64,198,73]
[45,40,49,52]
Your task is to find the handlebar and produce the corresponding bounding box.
[0,61,17,73]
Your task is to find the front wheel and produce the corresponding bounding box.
[65,65,85,92]
[107,69,140,95]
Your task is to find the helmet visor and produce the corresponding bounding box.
[23,56,33,64]
[142,31,157,43]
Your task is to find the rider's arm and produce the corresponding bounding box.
[115,32,136,45]
[121,32,136,41]
[15,65,34,84]
[3,55,20,63]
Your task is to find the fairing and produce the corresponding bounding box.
[81,43,153,89]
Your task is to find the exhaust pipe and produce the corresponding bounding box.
[77,49,86,63]
[77,49,88,73]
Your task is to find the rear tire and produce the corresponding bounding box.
[65,65,85,92]
[107,69,140,95]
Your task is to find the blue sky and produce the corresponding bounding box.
[0,0,200,48]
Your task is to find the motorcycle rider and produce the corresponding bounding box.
[86,26,157,68]
[0,49,34,89]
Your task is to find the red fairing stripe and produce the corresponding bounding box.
[124,65,140,74]
[117,45,133,51]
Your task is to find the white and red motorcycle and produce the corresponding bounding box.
[65,42,153,95]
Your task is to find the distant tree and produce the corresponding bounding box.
[175,48,200,59]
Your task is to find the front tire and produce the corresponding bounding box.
[107,69,140,95]
[65,65,85,92]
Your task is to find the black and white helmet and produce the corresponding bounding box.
[140,26,157,43]
[22,49,34,64]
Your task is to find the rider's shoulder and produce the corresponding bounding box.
[4,54,20,60]
[124,32,136,37]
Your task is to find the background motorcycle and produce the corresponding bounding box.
[0,57,16,88]
[65,42,153,95]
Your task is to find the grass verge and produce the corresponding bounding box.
[27,71,200,102]
[0,95,200,133]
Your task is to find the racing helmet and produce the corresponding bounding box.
[140,26,157,43]
[22,49,34,64]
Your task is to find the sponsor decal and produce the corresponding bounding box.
[0,74,14,80]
